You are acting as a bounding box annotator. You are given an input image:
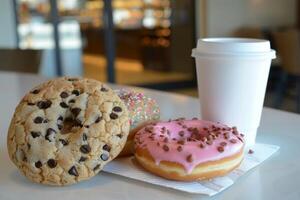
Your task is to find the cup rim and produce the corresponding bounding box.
[192,37,276,59]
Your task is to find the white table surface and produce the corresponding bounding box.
[0,72,300,200]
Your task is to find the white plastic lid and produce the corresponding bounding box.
[192,38,276,59]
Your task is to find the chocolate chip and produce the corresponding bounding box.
[73,119,83,127]
[60,102,69,108]
[100,87,108,92]
[112,106,122,112]
[217,146,224,153]
[35,161,42,168]
[31,131,41,138]
[68,78,78,81]
[82,133,87,141]
[220,142,227,146]
[69,99,75,104]
[230,139,237,143]
[59,139,68,146]
[37,100,52,109]
[34,116,43,124]
[162,144,169,152]
[93,164,100,171]
[72,90,80,96]
[60,91,69,98]
[248,149,254,154]
[43,119,49,123]
[68,166,79,176]
[84,125,90,128]
[58,116,63,121]
[187,154,193,162]
[79,156,87,162]
[45,128,56,142]
[103,144,111,152]
[31,89,40,94]
[116,134,123,138]
[177,146,183,152]
[47,159,57,168]
[71,108,81,117]
[110,113,118,120]
[100,153,109,161]
[57,124,63,130]
[80,144,91,154]
[95,116,102,123]
[27,102,35,106]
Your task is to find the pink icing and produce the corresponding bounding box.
[134,118,244,174]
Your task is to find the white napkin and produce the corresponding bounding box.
[103,143,279,196]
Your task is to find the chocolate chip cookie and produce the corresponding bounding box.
[7,77,130,185]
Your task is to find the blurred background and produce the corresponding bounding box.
[0,0,299,113]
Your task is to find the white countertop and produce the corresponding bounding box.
[0,72,300,200]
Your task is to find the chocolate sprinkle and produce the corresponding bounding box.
[35,161,42,168]
[177,146,183,152]
[60,91,69,98]
[100,153,109,161]
[68,166,79,176]
[112,106,122,112]
[27,102,35,106]
[103,144,111,152]
[206,140,213,145]
[187,154,193,163]
[110,113,118,120]
[230,139,237,144]
[199,143,205,148]
[47,159,57,168]
[31,131,41,138]
[34,116,43,124]
[178,131,185,137]
[177,140,185,145]
[248,149,254,154]
[162,144,169,152]
[217,146,224,153]
[220,142,227,146]
[80,144,91,154]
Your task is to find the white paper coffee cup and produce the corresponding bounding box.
[192,38,276,147]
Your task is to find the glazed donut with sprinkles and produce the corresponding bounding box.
[134,118,244,181]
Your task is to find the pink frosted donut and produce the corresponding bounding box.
[134,118,244,181]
